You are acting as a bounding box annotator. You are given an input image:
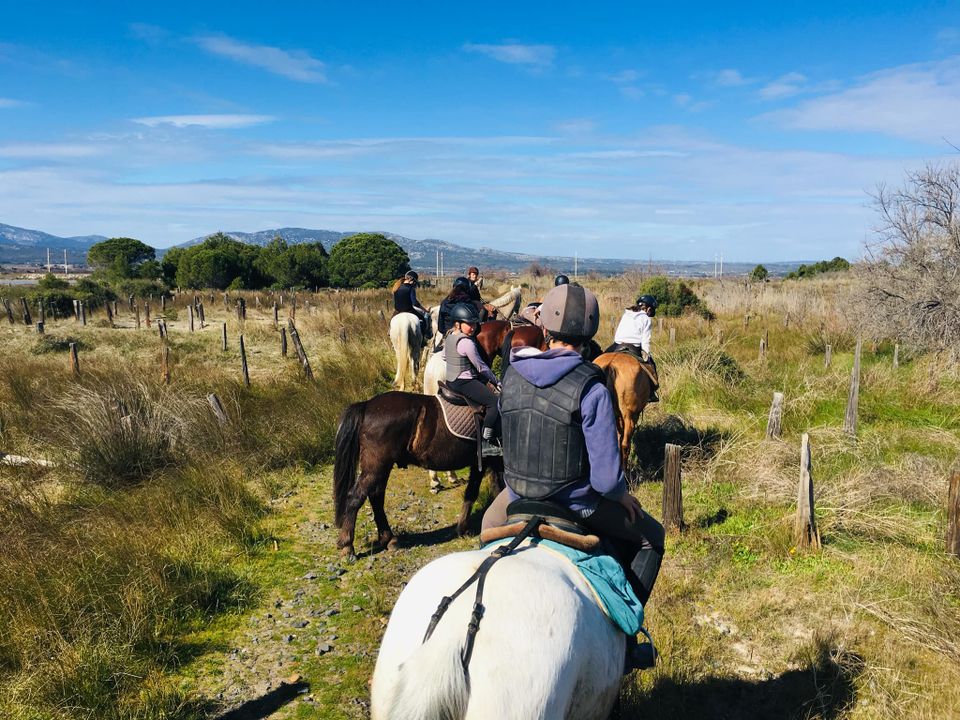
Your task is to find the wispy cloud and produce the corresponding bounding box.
[609,69,642,84]
[0,98,27,108]
[759,72,808,100]
[463,42,556,68]
[713,68,754,87]
[764,56,960,142]
[0,143,99,159]
[128,22,168,44]
[195,34,326,82]
[132,114,276,129]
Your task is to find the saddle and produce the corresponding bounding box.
[479,499,602,553]
[511,303,541,328]
[436,382,487,467]
[607,343,659,386]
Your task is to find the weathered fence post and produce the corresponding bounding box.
[221,322,228,351]
[759,337,767,360]
[207,393,228,426]
[197,301,205,327]
[662,443,684,532]
[188,304,195,332]
[2,298,13,324]
[105,301,114,327]
[287,319,314,380]
[144,301,151,328]
[280,327,288,357]
[273,302,279,329]
[893,343,900,369]
[795,433,821,549]
[69,342,80,376]
[766,391,784,440]
[36,321,44,335]
[824,344,832,368]
[947,471,960,557]
[339,327,347,344]
[161,295,166,312]
[239,334,250,387]
[79,301,86,326]
[135,304,141,329]
[19,297,32,325]
[669,327,676,346]
[843,338,862,437]
[378,309,386,323]
[658,317,663,332]
[161,345,170,385]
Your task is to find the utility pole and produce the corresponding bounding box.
[720,251,724,278]
[436,250,440,280]
[63,249,68,275]
[440,251,444,278]
[714,253,718,278]
[574,252,578,279]
[47,248,51,274]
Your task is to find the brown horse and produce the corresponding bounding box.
[474,319,512,363]
[333,391,503,559]
[593,352,655,470]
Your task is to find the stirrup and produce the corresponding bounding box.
[481,439,503,457]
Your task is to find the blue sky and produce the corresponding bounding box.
[2,1,959,261]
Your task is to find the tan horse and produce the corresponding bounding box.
[593,353,655,470]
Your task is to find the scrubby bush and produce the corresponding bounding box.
[327,233,410,288]
[786,257,850,280]
[637,275,714,319]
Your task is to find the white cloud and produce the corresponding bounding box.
[128,22,168,44]
[195,34,326,82]
[0,143,99,158]
[759,72,807,100]
[463,42,556,68]
[765,57,960,142]
[609,69,641,84]
[554,119,596,136]
[0,98,26,108]
[714,68,753,86]
[620,86,644,100]
[132,114,276,129]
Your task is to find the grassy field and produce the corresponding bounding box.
[0,275,957,719]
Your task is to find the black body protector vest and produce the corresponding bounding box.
[500,361,605,499]
[444,330,476,382]
[393,283,415,313]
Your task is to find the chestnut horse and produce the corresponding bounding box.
[593,353,655,470]
[334,391,503,559]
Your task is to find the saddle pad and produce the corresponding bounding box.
[481,537,644,636]
[438,394,479,441]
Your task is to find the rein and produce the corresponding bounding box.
[422,515,542,671]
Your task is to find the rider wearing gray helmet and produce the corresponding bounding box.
[607,294,660,402]
[483,284,665,642]
[444,303,501,455]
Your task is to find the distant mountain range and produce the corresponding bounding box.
[1,222,809,277]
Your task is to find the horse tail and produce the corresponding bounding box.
[383,638,469,720]
[390,316,414,390]
[604,360,622,420]
[334,401,365,528]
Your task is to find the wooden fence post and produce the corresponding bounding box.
[287,319,314,380]
[795,433,821,549]
[824,344,832,368]
[2,298,13,324]
[144,301,151,328]
[135,304,141,329]
[239,334,250,387]
[69,342,80,376]
[79,301,86,326]
[662,443,684,532]
[19,297,32,325]
[280,327,288,357]
[766,391,784,440]
[161,345,170,385]
[658,317,663,332]
[222,322,228,351]
[947,471,960,557]
[207,393,228,425]
[36,321,44,335]
[669,327,676,346]
[188,304,195,332]
[843,339,862,437]
[105,301,114,328]
[273,302,279,329]
[759,337,766,360]
[893,343,900,369]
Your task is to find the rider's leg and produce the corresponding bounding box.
[481,487,512,531]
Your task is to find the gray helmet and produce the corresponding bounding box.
[450,303,480,324]
[540,284,600,340]
[554,274,570,286]
[452,275,470,290]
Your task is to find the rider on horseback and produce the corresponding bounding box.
[393,270,431,343]
[483,283,664,668]
[437,276,474,336]
[466,266,489,322]
[607,294,660,402]
[444,303,502,456]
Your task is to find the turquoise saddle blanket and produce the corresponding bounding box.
[482,537,644,635]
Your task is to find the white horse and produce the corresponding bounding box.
[371,544,624,720]
[422,348,455,493]
[389,313,423,392]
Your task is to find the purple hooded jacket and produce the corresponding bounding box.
[501,347,626,514]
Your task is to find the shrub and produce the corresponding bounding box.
[637,276,714,319]
[786,257,850,280]
[750,264,769,282]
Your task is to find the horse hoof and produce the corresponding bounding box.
[386,537,400,552]
[456,521,470,537]
[339,547,357,563]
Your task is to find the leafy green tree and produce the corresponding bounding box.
[327,233,410,288]
[161,247,184,285]
[255,237,329,289]
[637,276,714,319]
[750,264,769,282]
[786,257,850,280]
[38,273,69,290]
[87,237,156,279]
[173,233,264,290]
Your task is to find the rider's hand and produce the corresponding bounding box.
[619,493,643,522]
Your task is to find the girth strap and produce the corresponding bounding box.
[422,515,542,671]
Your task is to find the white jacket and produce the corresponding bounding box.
[613,309,652,353]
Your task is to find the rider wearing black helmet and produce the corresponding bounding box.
[437,276,475,336]
[607,294,660,402]
[444,302,501,454]
[483,283,664,667]
[393,270,431,342]
[554,273,570,286]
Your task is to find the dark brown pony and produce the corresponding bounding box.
[593,352,655,469]
[334,391,503,559]
[474,320,512,363]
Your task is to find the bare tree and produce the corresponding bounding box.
[859,163,960,351]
